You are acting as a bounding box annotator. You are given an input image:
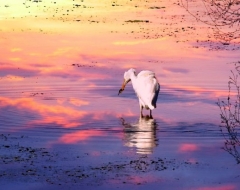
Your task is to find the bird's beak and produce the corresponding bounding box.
[118,80,127,95]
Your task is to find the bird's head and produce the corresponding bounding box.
[118,68,136,95]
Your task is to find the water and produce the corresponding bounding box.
[0,0,240,189]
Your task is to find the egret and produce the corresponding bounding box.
[118,68,160,117]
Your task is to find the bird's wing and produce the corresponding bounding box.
[151,78,160,108]
[136,71,160,109]
[137,70,155,78]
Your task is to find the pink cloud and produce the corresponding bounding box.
[163,84,229,100]
[42,67,109,80]
[163,67,189,74]
[58,130,105,144]
[195,185,236,190]
[0,66,39,77]
[179,143,199,152]
[0,97,87,129]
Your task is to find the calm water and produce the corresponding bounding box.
[0,0,240,189]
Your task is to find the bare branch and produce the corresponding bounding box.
[181,0,240,41]
[217,62,240,164]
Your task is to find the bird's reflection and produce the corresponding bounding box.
[120,116,158,155]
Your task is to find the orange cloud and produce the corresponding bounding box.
[2,75,24,81]
[69,98,89,106]
[0,97,87,128]
[10,48,22,52]
[31,116,83,128]
[113,37,167,46]
[47,47,80,57]
[9,57,21,62]
[59,130,105,144]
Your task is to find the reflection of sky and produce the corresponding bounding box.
[1,0,240,189]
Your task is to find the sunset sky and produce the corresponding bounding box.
[1,2,240,189]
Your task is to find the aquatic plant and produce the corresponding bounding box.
[217,61,240,164]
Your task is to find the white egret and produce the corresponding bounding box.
[118,68,160,117]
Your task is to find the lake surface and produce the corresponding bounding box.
[0,0,240,189]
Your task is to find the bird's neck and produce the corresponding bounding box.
[130,72,137,85]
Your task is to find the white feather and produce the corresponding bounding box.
[122,69,160,115]
[133,70,160,109]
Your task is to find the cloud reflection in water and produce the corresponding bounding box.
[121,116,158,155]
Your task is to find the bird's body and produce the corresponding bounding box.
[118,69,160,117]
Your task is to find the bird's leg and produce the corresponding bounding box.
[150,110,153,119]
[140,105,143,118]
